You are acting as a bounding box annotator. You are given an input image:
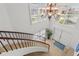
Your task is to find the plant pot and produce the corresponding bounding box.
[47,36,50,39]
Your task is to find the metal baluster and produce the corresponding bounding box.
[21,40,24,48]
[24,34,28,47]
[0,41,8,52]
[32,41,34,46]
[0,32,8,52]
[21,33,23,38]
[27,40,29,47]
[21,33,24,47]
[23,34,27,47]
[0,32,5,41]
[26,34,27,39]
[27,34,29,39]
[30,41,31,47]
[26,40,29,47]
[29,41,31,47]
[23,33,25,39]
[31,41,33,46]
[18,33,22,48]
[12,40,17,49]
[31,41,33,47]
[15,33,21,48]
[21,34,25,47]
[24,40,27,47]
[8,33,14,48]
[30,40,32,47]
[23,40,25,47]
[4,33,13,51]
[17,40,21,48]
[29,35,31,39]
[28,40,30,47]
[12,33,17,49]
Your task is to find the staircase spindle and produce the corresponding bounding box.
[12,40,17,49]
[0,41,8,52]
[4,33,13,51]
[25,40,27,47]
[18,33,22,48]
[11,33,17,49]
[17,40,21,48]
[0,31,50,54]
[15,33,21,48]
[21,40,24,48]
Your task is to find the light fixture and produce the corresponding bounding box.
[40,3,59,21]
[46,3,59,20]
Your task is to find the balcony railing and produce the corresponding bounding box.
[0,31,50,54]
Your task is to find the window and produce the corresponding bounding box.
[29,3,47,24]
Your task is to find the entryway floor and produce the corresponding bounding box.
[25,39,63,56]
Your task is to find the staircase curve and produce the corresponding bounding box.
[0,31,50,56]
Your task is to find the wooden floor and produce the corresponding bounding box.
[25,39,74,56]
[25,52,50,56]
[25,39,64,56]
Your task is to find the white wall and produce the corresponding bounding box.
[4,3,48,34]
[0,4,13,31]
[50,17,79,51]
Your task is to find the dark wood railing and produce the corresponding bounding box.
[0,31,50,54]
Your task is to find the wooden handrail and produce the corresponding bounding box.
[0,31,46,39]
[0,31,50,54]
[0,37,49,46]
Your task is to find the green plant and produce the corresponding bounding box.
[45,28,53,39]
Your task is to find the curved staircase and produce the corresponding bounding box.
[0,31,50,56]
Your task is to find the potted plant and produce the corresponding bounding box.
[45,28,53,39]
